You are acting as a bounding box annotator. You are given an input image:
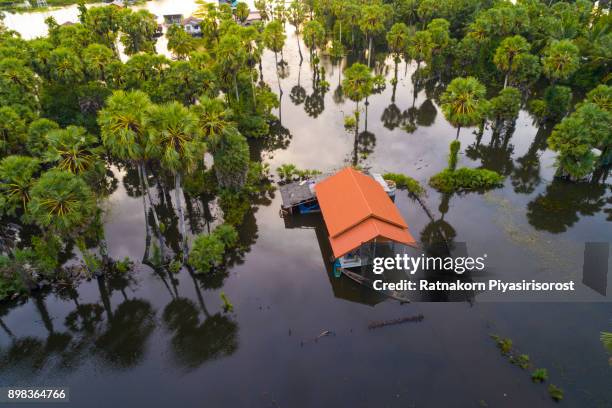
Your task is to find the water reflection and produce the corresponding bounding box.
[163,269,238,370]
[527,179,609,233]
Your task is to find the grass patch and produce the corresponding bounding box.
[429,168,504,193]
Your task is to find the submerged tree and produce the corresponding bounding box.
[440,76,487,139]
[146,102,205,261]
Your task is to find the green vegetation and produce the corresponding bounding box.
[430,141,503,193]
[220,292,234,312]
[548,384,564,401]
[531,368,548,383]
[276,163,322,182]
[382,172,424,196]
[189,224,239,274]
[430,168,504,193]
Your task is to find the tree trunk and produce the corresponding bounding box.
[296,31,303,63]
[274,51,283,122]
[367,35,373,68]
[234,73,240,101]
[504,72,509,88]
[175,172,187,263]
[140,162,166,262]
[456,126,461,140]
[33,294,54,334]
[0,318,14,339]
[97,276,113,322]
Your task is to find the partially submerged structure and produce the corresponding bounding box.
[280,168,416,271]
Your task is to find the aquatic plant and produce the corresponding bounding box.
[548,384,564,401]
[382,173,424,196]
[214,224,239,249]
[531,368,548,383]
[189,233,225,274]
[429,168,504,193]
[448,140,460,171]
[169,260,182,274]
[220,292,234,312]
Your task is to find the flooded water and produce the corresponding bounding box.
[1,2,611,407]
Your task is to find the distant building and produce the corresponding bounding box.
[182,16,203,36]
[243,11,261,26]
[163,14,183,26]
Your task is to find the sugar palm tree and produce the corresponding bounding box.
[359,4,386,68]
[302,20,325,66]
[288,0,306,63]
[542,39,580,84]
[493,35,530,88]
[343,63,374,165]
[98,90,166,259]
[235,2,250,24]
[440,77,487,140]
[387,22,411,99]
[146,102,205,262]
[44,126,102,175]
[190,97,234,150]
[27,170,97,265]
[0,155,40,216]
[215,34,248,102]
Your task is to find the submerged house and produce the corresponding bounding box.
[280,168,416,271]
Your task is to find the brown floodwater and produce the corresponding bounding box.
[1,5,611,408]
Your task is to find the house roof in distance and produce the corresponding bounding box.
[314,167,416,258]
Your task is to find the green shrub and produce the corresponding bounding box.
[383,172,424,196]
[532,368,548,383]
[448,140,461,171]
[548,384,563,401]
[219,189,250,226]
[213,224,239,249]
[344,115,357,131]
[0,256,30,301]
[189,233,225,274]
[429,168,504,193]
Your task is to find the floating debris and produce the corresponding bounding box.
[368,314,424,330]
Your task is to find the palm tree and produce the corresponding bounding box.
[542,39,580,84]
[409,30,433,71]
[146,102,205,262]
[98,90,166,260]
[288,0,306,63]
[82,43,115,82]
[215,34,248,102]
[235,2,250,24]
[493,35,530,88]
[27,170,97,267]
[44,126,102,175]
[440,77,487,140]
[387,22,411,99]
[190,97,234,150]
[359,4,386,68]
[302,20,325,67]
[343,63,374,165]
[262,20,286,117]
[0,155,40,216]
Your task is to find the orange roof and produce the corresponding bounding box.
[315,168,416,258]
